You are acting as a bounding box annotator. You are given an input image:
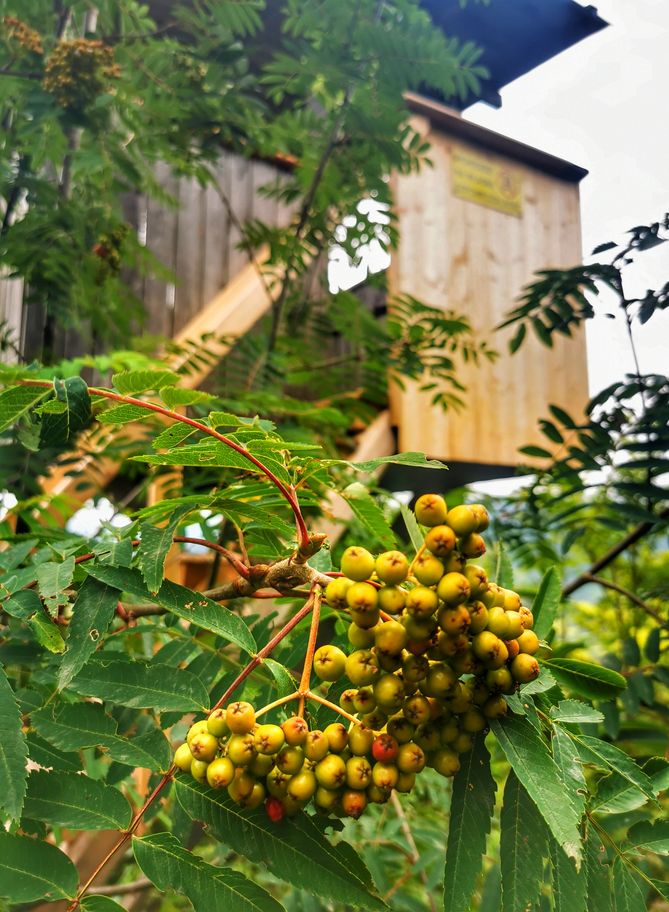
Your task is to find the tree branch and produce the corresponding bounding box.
[562,506,669,597]
[580,573,664,624]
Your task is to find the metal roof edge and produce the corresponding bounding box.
[405,92,589,184]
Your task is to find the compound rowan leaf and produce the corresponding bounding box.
[532,566,561,639]
[175,777,387,910]
[443,734,497,912]
[0,665,28,822]
[57,577,119,689]
[23,770,131,830]
[627,820,669,855]
[32,701,171,771]
[569,734,655,803]
[491,715,582,865]
[551,835,587,912]
[585,828,613,912]
[82,898,126,912]
[0,832,78,901]
[133,832,285,912]
[69,655,208,712]
[84,564,256,654]
[0,385,50,431]
[611,858,646,912]
[544,659,626,701]
[500,770,548,912]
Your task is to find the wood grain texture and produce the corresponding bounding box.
[388,115,589,466]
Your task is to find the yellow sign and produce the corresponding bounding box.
[451,147,523,217]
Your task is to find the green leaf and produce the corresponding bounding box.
[627,820,669,855]
[571,734,655,802]
[544,659,626,701]
[611,858,646,912]
[138,507,191,594]
[0,832,78,901]
[82,897,126,912]
[70,656,209,713]
[0,384,50,431]
[57,578,119,689]
[32,701,171,771]
[550,701,605,725]
[23,770,131,830]
[518,445,553,459]
[29,613,66,653]
[40,377,91,445]
[344,489,396,549]
[175,777,387,910]
[585,829,612,912]
[36,555,75,616]
[494,540,514,589]
[500,769,548,912]
[592,758,669,814]
[160,387,218,409]
[350,451,447,472]
[552,726,587,821]
[400,503,424,553]
[0,665,28,822]
[444,735,497,912]
[491,715,582,864]
[133,832,285,912]
[112,370,181,395]
[97,403,149,424]
[83,564,256,654]
[263,659,296,698]
[551,835,587,912]
[532,567,562,640]
[26,733,80,773]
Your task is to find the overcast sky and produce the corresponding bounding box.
[465,0,669,395]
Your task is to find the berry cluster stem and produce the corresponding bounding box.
[254,691,300,719]
[297,586,322,716]
[68,588,319,904]
[209,587,318,715]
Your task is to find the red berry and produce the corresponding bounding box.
[372,733,399,763]
[265,796,284,823]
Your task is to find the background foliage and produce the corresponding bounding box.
[0,2,667,912]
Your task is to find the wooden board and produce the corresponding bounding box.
[388,112,589,466]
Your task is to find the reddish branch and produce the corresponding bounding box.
[19,378,311,551]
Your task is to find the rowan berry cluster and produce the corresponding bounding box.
[3,17,43,55]
[43,38,119,112]
[174,495,541,822]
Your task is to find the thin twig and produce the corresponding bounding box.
[297,587,322,716]
[580,574,664,623]
[390,791,438,912]
[88,877,152,896]
[562,506,669,596]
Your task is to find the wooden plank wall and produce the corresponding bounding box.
[388,113,589,467]
[7,152,292,361]
[133,153,290,342]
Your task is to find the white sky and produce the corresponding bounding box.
[465,0,669,395]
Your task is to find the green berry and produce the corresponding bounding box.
[313,644,347,682]
[206,756,235,789]
[174,742,194,772]
[375,550,409,584]
[340,546,375,582]
[424,524,457,556]
[446,504,478,537]
[414,493,448,526]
